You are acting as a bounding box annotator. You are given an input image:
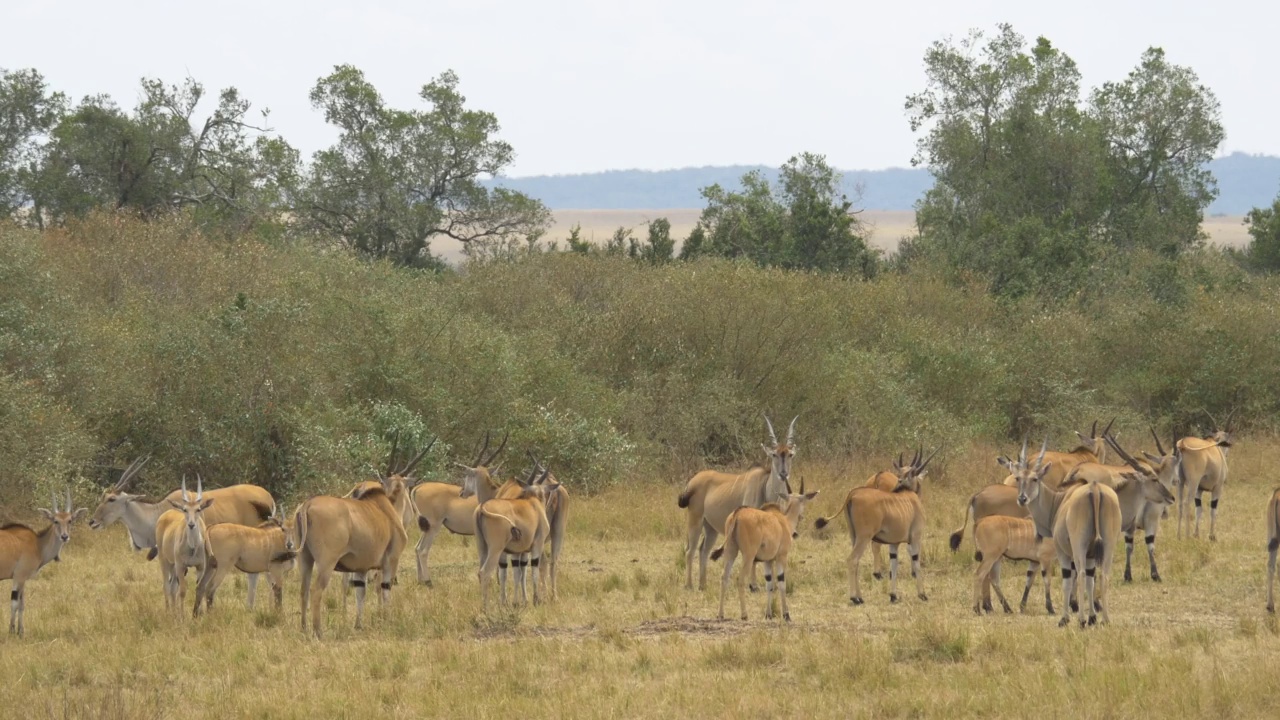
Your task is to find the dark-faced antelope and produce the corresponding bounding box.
[1175,429,1231,541]
[155,477,215,617]
[815,452,932,606]
[1265,488,1280,613]
[1,489,85,637]
[88,456,276,556]
[474,466,555,611]
[678,415,796,592]
[971,515,1056,615]
[409,431,508,586]
[712,480,818,621]
[193,507,296,612]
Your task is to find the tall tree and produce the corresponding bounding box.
[1242,190,1280,272]
[295,66,549,269]
[0,68,65,219]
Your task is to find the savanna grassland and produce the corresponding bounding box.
[5,443,1280,720]
[4,214,1280,719]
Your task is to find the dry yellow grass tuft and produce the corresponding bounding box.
[5,439,1280,718]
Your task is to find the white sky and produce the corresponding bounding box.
[5,0,1274,177]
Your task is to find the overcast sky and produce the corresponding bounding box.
[6,0,1274,177]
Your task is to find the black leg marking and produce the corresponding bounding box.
[9,590,16,601]
[499,559,509,569]
[1145,534,1156,544]
[1061,568,1073,579]
[776,573,785,582]
[1195,497,1202,507]
[380,582,391,590]
[910,554,919,562]
[1125,536,1134,545]
[764,574,773,582]
[888,552,898,560]
[350,579,366,588]
[1026,570,1034,578]
[1084,567,1096,577]
[1211,499,1219,509]
[531,558,540,567]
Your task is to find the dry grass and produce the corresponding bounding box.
[5,439,1280,718]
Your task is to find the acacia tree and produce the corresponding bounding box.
[905,25,1223,296]
[32,77,295,230]
[295,66,549,269]
[685,153,878,277]
[0,68,65,218]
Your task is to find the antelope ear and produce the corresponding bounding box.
[1142,451,1161,464]
[199,499,215,510]
[39,508,55,520]
[72,508,88,521]
[996,456,1013,471]
[760,443,773,456]
[804,491,819,500]
[168,500,184,510]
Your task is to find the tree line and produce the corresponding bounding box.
[4,23,1280,291]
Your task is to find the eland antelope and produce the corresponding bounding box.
[1175,428,1231,541]
[1265,488,1280,613]
[522,451,569,601]
[971,515,1056,615]
[155,476,216,617]
[678,415,797,592]
[194,507,296,612]
[475,466,555,611]
[863,447,936,578]
[409,431,509,586]
[711,479,818,622]
[1,489,86,637]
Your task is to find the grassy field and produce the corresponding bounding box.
[4,438,1280,719]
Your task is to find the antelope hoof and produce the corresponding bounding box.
[981,599,993,613]
[740,614,748,621]
[973,605,982,616]
[783,612,791,622]
[918,593,929,602]
[1268,603,1275,614]
[872,572,883,581]
[1019,602,1028,614]
[421,579,433,588]
[1088,614,1098,627]
[1210,535,1217,542]
[749,584,760,594]
[850,596,864,606]
[1123,571,1132,583]
[1046,604,1055,615]
[1093,600,1102,612]
[1152,572,1162,583]
[1058,617,1071,628]
[1001,603,1013,614]
[889,593,900,604]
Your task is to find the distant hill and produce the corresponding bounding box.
[488,153,1280,215]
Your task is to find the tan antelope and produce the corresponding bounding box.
[523,451,569,600]
[863,447,936,578]
[193,507,296,612]
[88,456,276,558]
[155,476,216,617]
[409,430,508,585]
[1265,488,1280,613]
[995,419,1114,490]
[474,466,555,611]
[1011,438,1120,627]
[948,484,1030,551]
[678,415,797,592]
[711,479,818,622]
[1175,424,1232,541]
[1,489,86,637]
[293,441,424,638]
[971,515,1056,615]
[1066,431,1176,583]
[814,449,933,605]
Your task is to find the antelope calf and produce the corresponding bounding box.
[410,431,508,585]
[971,515,1055,615]
[816,453,932,606]
[949,484,1029,552]
[155,477,215,618]
[294,463,412,639]
[194,508,296,612]
[475,467,555,611]
[1266,488,1280,613]
[1175,433,1231,541]
[679,415,797,592]
[712,480,818,622]
[1,490,85,637]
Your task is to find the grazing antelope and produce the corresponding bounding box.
[1,489,86,637]
[155,477,216,617]
[194,507,296,612]
[475,466,555,611]
[1175,428,1231,541]
[815,449,934,606]
[971,515,1056,615]
[678,415,797,592]
[1265,488,1280,613]
[294,442,422,638]
[711,479,818,622]
[88,456,276,556]
[409,430,508,586]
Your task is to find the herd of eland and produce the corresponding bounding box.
[0,411,1260,639]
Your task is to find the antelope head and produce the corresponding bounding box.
[39,487,87,557]
[1106,433,1176,507]
[1074,417,1115,463]
[779,477,819,539]
[456,431,509,499]
[378,435,436,503]
[1004,436,1050,507]
[762,414,798,489]
[896,444,940,495]
[88,455,151,530]
[1140,425,1181,490]
[167,475,214,550]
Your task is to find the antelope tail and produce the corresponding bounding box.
[1089,485,1104,560]
[710,510,739,561]
[677,482,694,509]
[813,500,847,531]
[478,505,521,542]
[1269,492,1280,553]
[294,502,311,555]
[949,495,975,551]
